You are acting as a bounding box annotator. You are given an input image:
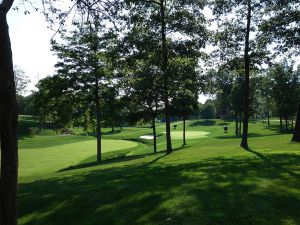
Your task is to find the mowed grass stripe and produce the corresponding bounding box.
[19,139,138,177]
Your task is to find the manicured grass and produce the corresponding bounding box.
[19,138,138,177]
[17,116,300,225]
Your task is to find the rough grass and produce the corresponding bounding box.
[17,116,300,225]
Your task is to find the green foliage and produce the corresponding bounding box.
[17,94,34,116]
[201,102,217,119]
[268,62,299,119]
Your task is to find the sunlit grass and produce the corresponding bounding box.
[17,116,300,225]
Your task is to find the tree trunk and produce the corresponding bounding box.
[95,72,101,162]
[240,0,252,149]
[280,116,283,132]
[267,97,270,126]
[235,113,239,135]
[239,113,242,136]
[291,116,294,131]
[292,103,300,142]
[183,115,186,146]
[0,1,18,224]
[285,118,288,131]
[160,0,172,154]
[152,115,157,153]
[38,117,42,134]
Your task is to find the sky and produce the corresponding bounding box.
[7,6,210,103]
[8,6,57,93]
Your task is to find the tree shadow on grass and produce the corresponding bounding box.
[215,132,283,140]
[58,153,156,172]
[59,145,188,172]
[19,152,300,225]
[246,148,300,179]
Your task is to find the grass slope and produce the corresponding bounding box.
[17,116,300,225]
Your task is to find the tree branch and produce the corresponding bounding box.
[0,0,14,13]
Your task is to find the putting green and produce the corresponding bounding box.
[162,131,210,139]
[19,139,138,177]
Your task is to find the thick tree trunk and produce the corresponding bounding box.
[292,103,300,142]
[240,0,251,149]
[183,115,186,146]
[95,73,101,162]
[152,115,157,153]
[160,0,172,153]
[0,1,18,224]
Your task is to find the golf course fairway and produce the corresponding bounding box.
[19,138,138,177]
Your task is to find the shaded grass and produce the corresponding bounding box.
[19,150,300,225]
[17,117,300,225]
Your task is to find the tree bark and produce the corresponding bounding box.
[152,114,157,153]
[239,113,242,136]
[240,0,252,149]
[280,116,283,132]
[285,118,288,131]
[160,0,172,154]
[266,97,270,126]
[95,72,101,162]
[0,1,18,224]
[235,113,239,135]
[292,103,300,142]
[183,115,186,146]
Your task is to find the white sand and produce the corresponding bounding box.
[140,135,154,140]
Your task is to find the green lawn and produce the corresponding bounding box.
[17,116,300,225]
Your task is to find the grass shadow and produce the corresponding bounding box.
[19,153,300,225]
[215,132,282,140]
[245,147,300,179]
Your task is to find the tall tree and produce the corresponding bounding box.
[268,62,299,132]
[14,65,29,96]
[261,0,300,141]
[171,58,200,146]
[124,0,207,153]
[51,25,116,162]
[210,0,271,148]
[0,0,18,224]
